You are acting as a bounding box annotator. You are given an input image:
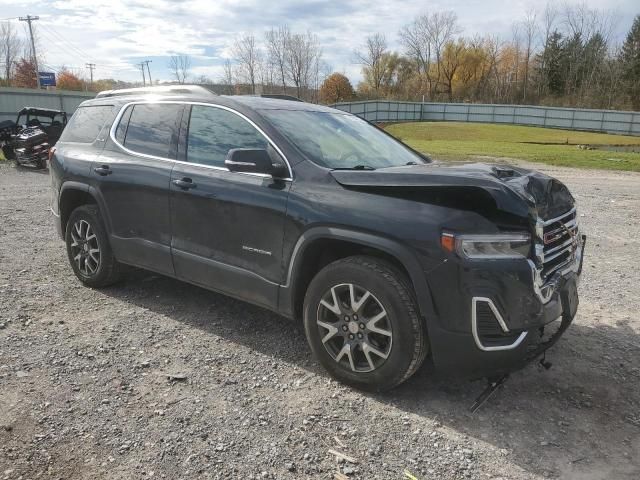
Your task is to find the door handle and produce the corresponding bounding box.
[172,177,197,190]
[94,165,112,176]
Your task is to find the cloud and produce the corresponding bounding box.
[0,0,636,84]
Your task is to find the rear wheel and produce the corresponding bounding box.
[303,255,427,391]
[65,205,121,287]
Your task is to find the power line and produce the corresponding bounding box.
[36,28,89,68]
[19,15,41,88]
[38,23,95,64]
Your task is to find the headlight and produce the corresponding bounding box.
[442,232,531,259]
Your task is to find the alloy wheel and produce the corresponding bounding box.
[69,219,101,276]
[316,283,393,373]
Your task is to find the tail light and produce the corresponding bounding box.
[48,146,56,163]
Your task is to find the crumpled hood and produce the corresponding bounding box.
[330,163,575,220]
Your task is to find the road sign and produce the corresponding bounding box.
[39,72,56,87]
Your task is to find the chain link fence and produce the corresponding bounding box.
[331,100,640,136]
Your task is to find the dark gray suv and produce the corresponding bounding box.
[50,86,585,391]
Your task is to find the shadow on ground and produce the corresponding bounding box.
[100,269,640,478]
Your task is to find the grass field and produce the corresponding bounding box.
[385,122,640,171]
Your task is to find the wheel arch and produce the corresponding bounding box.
[280,227,437,323]
[59,182,111,237]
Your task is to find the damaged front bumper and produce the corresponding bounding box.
[425,220,585,379]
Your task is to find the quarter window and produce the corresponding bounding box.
[59,105,113,143]
[187,105,268,168]
[122,104,183,158]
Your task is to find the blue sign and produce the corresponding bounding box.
[39,71,56,87]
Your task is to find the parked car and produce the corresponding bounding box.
[0,107,68,169]
[49,86,585,391]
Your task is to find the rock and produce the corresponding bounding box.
[16,370,29,378]
[343,465,355,475]
[285,462,295,472]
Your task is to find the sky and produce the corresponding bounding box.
[0,0,637,85]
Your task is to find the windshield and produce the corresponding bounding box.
[261,110,425,169]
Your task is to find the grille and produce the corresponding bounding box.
[540,208,578,279]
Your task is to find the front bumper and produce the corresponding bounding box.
[425,234,585,379]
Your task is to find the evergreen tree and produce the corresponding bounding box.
[620,15,640,109]
[536,31,565,96]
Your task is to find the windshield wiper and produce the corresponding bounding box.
[332,165,376,171]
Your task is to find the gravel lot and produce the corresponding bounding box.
[0,161,638,480]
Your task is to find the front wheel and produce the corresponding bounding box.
[303,255,428,391]
[65,205,121,287]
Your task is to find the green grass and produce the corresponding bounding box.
[385,122,640,171]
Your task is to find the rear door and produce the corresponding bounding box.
[93,102,184,275]
[169,104,291,309]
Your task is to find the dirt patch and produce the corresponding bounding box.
[0,162,638,479]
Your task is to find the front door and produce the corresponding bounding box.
[169,104,291,309]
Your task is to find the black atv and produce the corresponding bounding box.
[0,107,68,169]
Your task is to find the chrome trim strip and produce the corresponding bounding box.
[540,207,576,226]
[544,235,576,257]
[471,297,528,352]
[108,100,293,181]
[543,243,574,263]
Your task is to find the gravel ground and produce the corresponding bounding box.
[0,161,638,480]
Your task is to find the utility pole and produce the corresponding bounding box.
[138,62,146,86]
[19,15,40,88]
[143,60,152,85]
[86,63,95,85]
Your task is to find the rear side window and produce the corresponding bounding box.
[121,104,182,158]
[187,105,268,168]
[114,105,132,144]
[59,105,113,143]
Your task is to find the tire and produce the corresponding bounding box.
[303,255,428,392]
[1,144,15,161]
[65,205,121,288]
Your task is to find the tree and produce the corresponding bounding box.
[399,11,460,99]
[520,10,537,101]
[355,33,388,96]
[232,34,261,94]
[265,26,291,92]
[286,31,321,99]
[620,15,640,109]
[319,73,354,104]
[168,55,191,84]
[220,59,236,94]
[12,57,37,88]
[1,21,21,82]
[440,39,466,101]
[57,69,84,91]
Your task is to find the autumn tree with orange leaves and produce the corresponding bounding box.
[319,73,354,104]
[12,58,37,88]
[57,69,85,91]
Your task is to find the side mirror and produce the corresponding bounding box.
[225,148,287,178]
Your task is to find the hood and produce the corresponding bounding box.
[330,163,575,221]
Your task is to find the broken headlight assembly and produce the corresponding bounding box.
[441,232,531,260]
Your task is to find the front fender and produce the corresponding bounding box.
[278,226,437,324]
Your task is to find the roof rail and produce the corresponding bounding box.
[96,85,217,99]
[259,94,304,102]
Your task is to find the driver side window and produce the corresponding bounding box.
[187,106,268,168]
